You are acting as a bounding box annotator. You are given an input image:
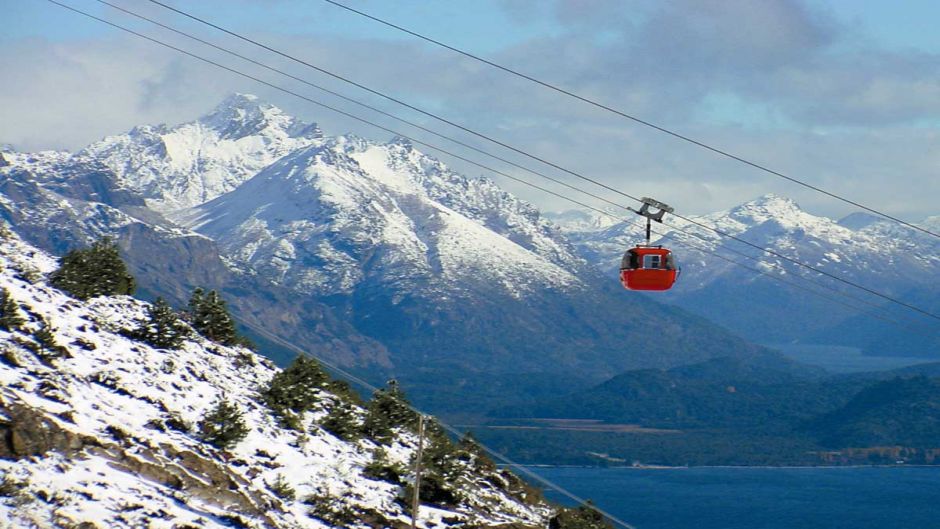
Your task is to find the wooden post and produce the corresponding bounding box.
[410,414,425,529]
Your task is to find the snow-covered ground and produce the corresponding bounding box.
[0,228,551,528]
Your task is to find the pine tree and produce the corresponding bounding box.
[187,287,204,318]
[456,431,497,472]
[198,399,250,450]
[0,288,24,331]
[189,289,248,346]
[130,298,190,349]
[320,399,362,441]
[49,238,135,300]
[363,380,418,444]
[261,355,328,428]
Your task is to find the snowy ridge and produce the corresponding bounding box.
[0,229,551,528]
[563,193,940,287]
[5,94,586,301]
[71,94,324,212]
[555,193,939,347]
[179,134,584,299]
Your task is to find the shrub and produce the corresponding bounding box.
[126,297,190,349]
[363,380,418,443]
[320,399,362,442]
[305,493,358,526]
[32,321,70,361]
[198,400,249,450]
[549,501,614,529]
[363,448,406,484]
[49,238,135,300]
[261,355,328,428]
[0,288,24,331]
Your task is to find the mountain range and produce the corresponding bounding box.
[548,195,940,357]
[0,94,777,416]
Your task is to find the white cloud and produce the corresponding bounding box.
[1,0,937,220]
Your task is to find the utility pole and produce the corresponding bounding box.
[410,414,425,529]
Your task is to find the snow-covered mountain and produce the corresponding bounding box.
[0,149,391,370]
[0,94,774,414]
[178,135,584,300]
[76,93,324,213]
[555,194,940,353]
[0,228,552,528]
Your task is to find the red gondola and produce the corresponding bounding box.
[620,198,680,292]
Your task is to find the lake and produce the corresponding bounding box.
[529,466,940,529]
[768,343,930,373]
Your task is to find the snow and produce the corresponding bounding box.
[174,130,585,299]
[0,229,552,528]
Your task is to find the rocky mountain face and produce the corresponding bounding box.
[552,195,940,356]
[0,94,776,414]
[0,230,553,528]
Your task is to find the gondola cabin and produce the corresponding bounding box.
[620,246,678,291]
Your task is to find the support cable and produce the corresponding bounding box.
[97,0,916,325]
[46,0,936,330]
[41,5,937,526]
[133,0,940,322]
[320,0,940,240]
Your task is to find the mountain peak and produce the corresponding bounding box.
[726,193,807,223]
[199,93,320,140]
[747,193,801,210]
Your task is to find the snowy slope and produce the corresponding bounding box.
[0,228,551,528]
[0,145,392,371]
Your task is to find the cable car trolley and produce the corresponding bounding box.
[620,197,679,291]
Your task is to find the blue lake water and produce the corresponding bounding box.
[529,466,940,529]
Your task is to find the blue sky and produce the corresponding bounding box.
[3,0,940,218]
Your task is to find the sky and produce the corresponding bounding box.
[2,0,939,220]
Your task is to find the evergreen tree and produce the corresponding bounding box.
[129,297,190,349]
[261,355,328,428]
[188,289,249,346]
[363,380,418,444]
[456,431,497,472]
[320,399,362,441]
[198,399,250,450]
[49,238,135,300]
[268,474,296,501]
[0,288,24,331]
[406,419,462,507]
[187,287,204,318]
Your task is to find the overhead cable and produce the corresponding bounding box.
[136,0,940,322]
[47,0,939,330]
[94,0,912,326]
[320,0,940,240]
